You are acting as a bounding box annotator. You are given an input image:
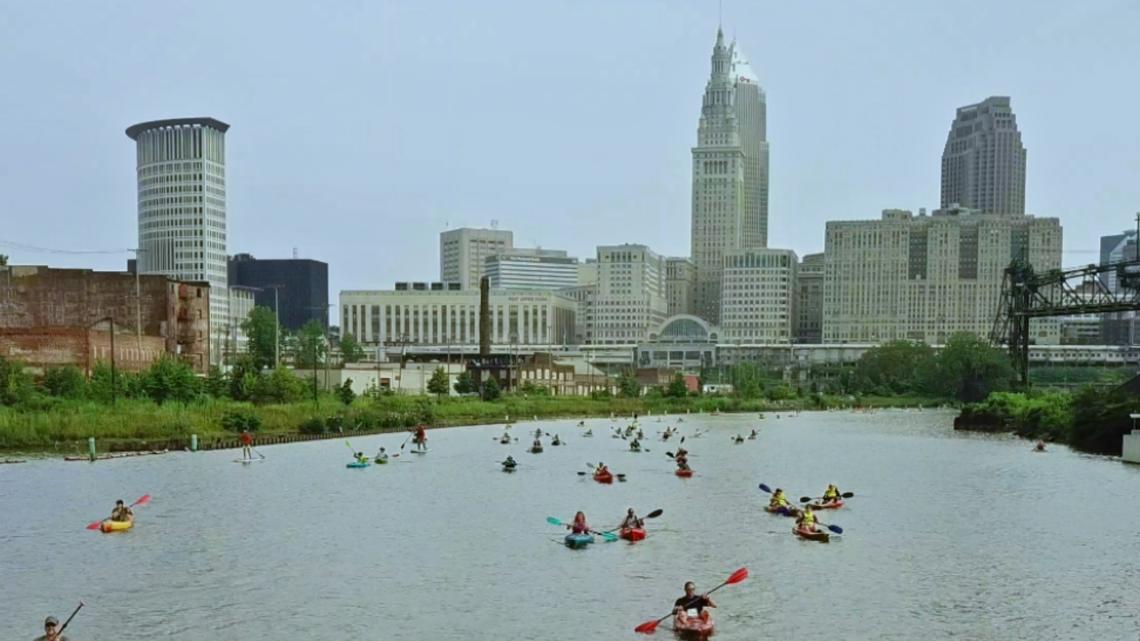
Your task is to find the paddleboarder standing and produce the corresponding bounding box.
[35,616,70,641]
[240,429,253,461]
[413,424,427,452]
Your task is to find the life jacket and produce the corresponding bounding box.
[824,487,838,499]
[771,494,787,507]
[800,511,816,527]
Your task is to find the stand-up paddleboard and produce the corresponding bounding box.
[234,458,265,464]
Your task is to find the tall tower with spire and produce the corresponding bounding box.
[690,29,769,323]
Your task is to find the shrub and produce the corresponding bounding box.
[299,416,327,435]
[220,409,262,432]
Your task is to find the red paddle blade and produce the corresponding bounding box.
[85,521,102,530]
[726,567,749,585]
[133,494,151,507]
[634,620,659,634]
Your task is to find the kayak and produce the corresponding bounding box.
[502,465,517,473]
[346,461,370,468]
[766,505,800,517]
[630,446,641,452]
[499,438,511,444]
[552,440,562,446]
[564,532,595,549]
[593,471,614,484]
[374,457,389,465]
[619,527,646,542]
[531,446,544,454]
[100,519,133,533]
[233,458,263,464]
[675,468,693,478]
[794,526,830,543]
[810,500,844,510]
[672,614,715,638]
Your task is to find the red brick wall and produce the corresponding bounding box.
[0,328,166,374]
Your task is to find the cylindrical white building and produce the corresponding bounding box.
[126,117,230,343]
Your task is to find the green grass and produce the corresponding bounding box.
[0,392,951,453]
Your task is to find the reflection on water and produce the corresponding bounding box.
[3,410,1139,640]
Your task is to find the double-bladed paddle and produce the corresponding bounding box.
[758,484,844,533]
[799,492,855,503]
[603,508,663,534]
[85,495,150,530]
[58,602,84,634]
[545,516,619,542]
[633,567,748,634]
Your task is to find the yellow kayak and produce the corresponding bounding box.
[101,519,134,533]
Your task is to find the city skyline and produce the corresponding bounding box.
[2,1,1139,326]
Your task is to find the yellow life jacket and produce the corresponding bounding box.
[824,488,838,499]
[771,494,788,507]
[801,511,816,527]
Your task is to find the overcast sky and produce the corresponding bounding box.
[2,0,1138,324]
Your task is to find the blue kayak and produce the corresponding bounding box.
[564,533,595,549]
[346,461,370,468]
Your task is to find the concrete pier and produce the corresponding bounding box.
[1124,430,1140,464]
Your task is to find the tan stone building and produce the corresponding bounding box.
[822,208,1061,344]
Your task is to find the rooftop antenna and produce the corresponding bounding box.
[490,219,499,230]
[718,0,722,30]
[292,246,299,259]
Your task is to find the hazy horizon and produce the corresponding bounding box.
[2,0,1138,325]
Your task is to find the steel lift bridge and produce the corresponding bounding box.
[991,258,1140,386]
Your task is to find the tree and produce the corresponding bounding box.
[337,379,356,406]
[933,333,1013,402]
[617,372,641,398]
[41,365,86,399]
[241,306,280,371]
[453,370,475,394]
[204,366,228,398]
[665,373,689,398]
[0,254,8,266]
[340,332,365,364]
[481,376,501,401]
[0,356,33,406]
[88,361,120,404]
[427,367,450,397]
[294,320,327,369]
[141,356,200,405]
[853,340,938,395]
[729,363,765,399]
[251,367,304,404]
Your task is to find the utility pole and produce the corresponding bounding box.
[266,284,283,369]
[130,249,147,350]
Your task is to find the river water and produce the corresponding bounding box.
[3,410,1139,640]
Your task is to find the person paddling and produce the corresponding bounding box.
[748,429,758,440]
[110,499,133,523]
[35,616,70,641]
[630,438,642,452]
[354,451,368,465]
[567,511,591,534]
[675,447,690,471]
[413,424,428,451]
[534,427,543,439]
[673,581,716,626]
[502,455,517,469]
[619,508,643,530]
[821,484,841,504]
[595,462,610,476]
[239,429,254,461]
[374,447,389,463]
[796,505,819,532]
[768,488,789,511]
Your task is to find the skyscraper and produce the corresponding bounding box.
[941,96,1026,215]
[439,227,513,289]
[127,117,230,338]
[690,29,769,323]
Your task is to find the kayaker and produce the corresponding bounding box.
[355,451,369,464]
[675,447,690,470]
[637,429,645,439]
[503,455,517,468]
[749,428,758,439]
[35,616,70,641]
[552,435,562,446]
[1035,440,1046,452]
[796,505,818,532]
[595,462,609,475]
[240,429,254,460]
[821,484,841,504]
[534,428,543,439]
[375,447,389,463]
[619,508,643,530]
[673,581,715,625]
[567,511,591,534]
[630,438,641,452]
[769,489,789,510]
[532,438,542,450]
[110,499,133,522]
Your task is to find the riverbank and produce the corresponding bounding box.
[954,386,1139,455]
[0,392,948,455]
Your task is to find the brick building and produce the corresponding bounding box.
[0,266,211,373]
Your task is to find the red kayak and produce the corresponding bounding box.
[675,468,693,478]
[810,500,844,510]
[793,526,830,543]
[673,613,715,638]
[619,527,646,542]
[593,471,614,484]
